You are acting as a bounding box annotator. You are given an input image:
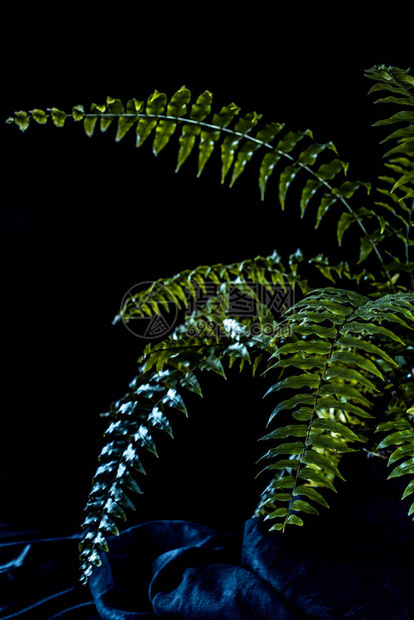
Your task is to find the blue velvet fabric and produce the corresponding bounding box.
[1,462,413,618]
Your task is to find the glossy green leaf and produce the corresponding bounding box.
[262,458,301,471]
[311,418,363,443]
[324,366,377,392]
[388,444,414,466]
[226,111,262,185]
[265,507,289,518]
[277,130,310,154]
[291,499,319,515]
[300,178,323,217]
[318,383,372,407]
[267,394,316,422]
[8,110,30,130]
[198,102,240,176]
[49,107,66,128]
[308,433,356,453]
[329,350,384,380]
[260,441,305,459]
[268,374,321,393]
[153,87,191,155]
[337,211,357,246]
[298,466,337,492]
[72,104,85,121]
[402,480,414,500]
[291,324,337,339]
[259,150,282,200]
[279,164,301,209]
[286,514,304,526]
[302,450,345,480]
[378,430,414,449]
[260,424,309,441]
[266,475,297,489]
[31,108,48,124]
[198,354,227,378]
[388,458,414,479]
[295,485,330,508]
[115,98,143,142]
[373,111,414,127]
[135,91,167,148]
[180,370,203,396]
[276,340,332,356]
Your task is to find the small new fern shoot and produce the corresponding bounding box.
[7,64,414,584]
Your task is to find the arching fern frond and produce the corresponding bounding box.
[13,83,412,290]
[376,408,414,517]
[8,88,389,275]
[79,284,279,583]
[374,344,414,520]
[7,89,340,209]
[363,65,414,288]
[115,249,307,328]
[365,65,414,196]
[255,288,414,531]
[79,368,188,582]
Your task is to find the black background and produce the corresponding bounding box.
[1,11,412,534]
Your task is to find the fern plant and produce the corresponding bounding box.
[6,64,414,585]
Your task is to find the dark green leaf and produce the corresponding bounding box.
[260,424,309,441]
[286,514,304,526]
[311,418,363,442]
[402,480,414,500]
[378,430,414,449]
[302,450,345,480]
[259,441,305,460]
[291,499,320,515]
[298,466,337,492]
[388,458,414,478]
[295,484,330,508]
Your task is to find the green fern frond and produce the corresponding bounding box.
[376,408,414,518]
[7,90,340,209]
[364,65,414,287]
[255,288,414,531]
[79,293,278,583]
[11,85,407,289]
[365,65,414,195]
[78,368,190,583]
[8,89,384,262]
[374,348,414,521]
[115,250,307,327]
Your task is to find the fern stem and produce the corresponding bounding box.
[362,448,388,460]
[282,323,342,530]
[405,199,414,289]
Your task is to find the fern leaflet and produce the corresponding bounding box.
[256,288,414,531]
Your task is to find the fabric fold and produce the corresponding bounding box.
[0,461,413,618]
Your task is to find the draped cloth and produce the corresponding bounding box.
[1,461,413,619]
